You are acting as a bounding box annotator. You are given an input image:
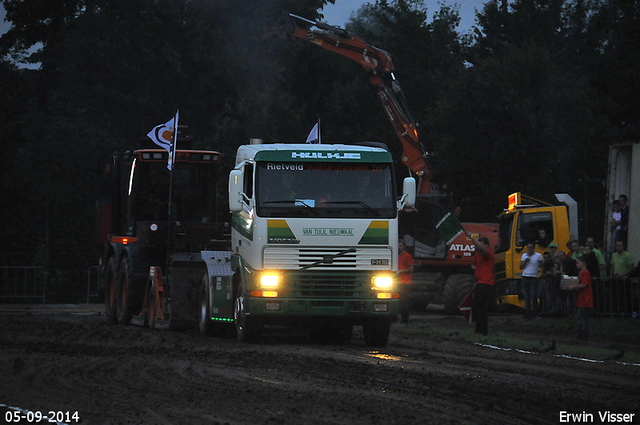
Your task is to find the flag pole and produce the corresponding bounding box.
[165,108,179,279]
[317,115,321,144]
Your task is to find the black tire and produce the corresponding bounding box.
[199,275,213,336]
[104,257,118,324]
[233,292,259,343]
[443,274,475,314]
[115,257,129,325]
[117,256,146,325]
[363,318,391,347]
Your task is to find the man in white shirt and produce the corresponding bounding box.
[520,242,543,319]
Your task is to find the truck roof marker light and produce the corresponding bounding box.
[203,154,221,162]
[508,192,521,211]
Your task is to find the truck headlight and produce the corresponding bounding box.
[371,275,393,289]
[260,273,279,288]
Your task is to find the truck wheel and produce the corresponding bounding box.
[116,257,134,324]
[117,256,146,325]
[199,275,212,336]
[363,319,391,347]
[233,292,259,342]
[443,274,475,314]
[104,257,118,324]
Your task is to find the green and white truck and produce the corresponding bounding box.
[200,142,415,346]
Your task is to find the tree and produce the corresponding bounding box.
[0,0,333,300]
[586,0,640,139]
[428,0,607,224]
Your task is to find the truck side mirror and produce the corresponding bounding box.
[401,177,416,209]
[229,169,244,212]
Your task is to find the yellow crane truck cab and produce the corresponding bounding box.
[493,192,577,310]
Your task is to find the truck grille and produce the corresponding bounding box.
[263,247,392,271]
[288,273,364,298]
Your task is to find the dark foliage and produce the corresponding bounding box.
[1,0,637,301]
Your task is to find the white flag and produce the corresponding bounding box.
[147,110,179,170]
[305,122,319,144]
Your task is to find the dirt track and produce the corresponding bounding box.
[1,308,639,425]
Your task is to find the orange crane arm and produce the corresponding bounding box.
[283,13,433,193]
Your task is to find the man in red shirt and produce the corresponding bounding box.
[398,239,414,324]
[465,231,495,335]
[566,256,593,341]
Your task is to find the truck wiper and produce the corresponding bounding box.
[262,200,318,214]
[323,200,379,215]
[299,248,356,270]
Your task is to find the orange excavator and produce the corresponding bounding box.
[283,13,434,194]
[283,13,499,313]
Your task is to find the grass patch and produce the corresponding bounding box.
[393,313,640,365]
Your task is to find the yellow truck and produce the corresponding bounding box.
[493,192,577,309]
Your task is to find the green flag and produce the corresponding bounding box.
[436,212,465,245]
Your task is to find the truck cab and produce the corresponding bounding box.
[211,142,415,346]
[494,192,577,309]
[99,148,226,325]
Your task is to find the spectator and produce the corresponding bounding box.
[565,256,594,342]
[611,200,622,239]
[465,231,495,335]
[552,250,578,313]
[583,245,600,280]
[397,239,414,324]
[570,240,582,260]
[617,194,629,244]
[611,240,635,279]
[579,243,587,257]
[541,251,555,311]
[536,228,551,248]
[520,241,543,319]
[586,236,608,280]
[565,240,574,259]
[555,250,579,276]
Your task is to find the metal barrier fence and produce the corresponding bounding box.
[0,266,48,304]
[538,276,639,317]
[86,265,101,304]
[593,277,640,317]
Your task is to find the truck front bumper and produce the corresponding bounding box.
[245,296,398,325]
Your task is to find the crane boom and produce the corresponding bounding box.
[283,13,434,193]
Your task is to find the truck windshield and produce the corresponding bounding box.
[497,214,514,254]
[516,211,554,248]
[255,162,396,218]
[134,162,216,223]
